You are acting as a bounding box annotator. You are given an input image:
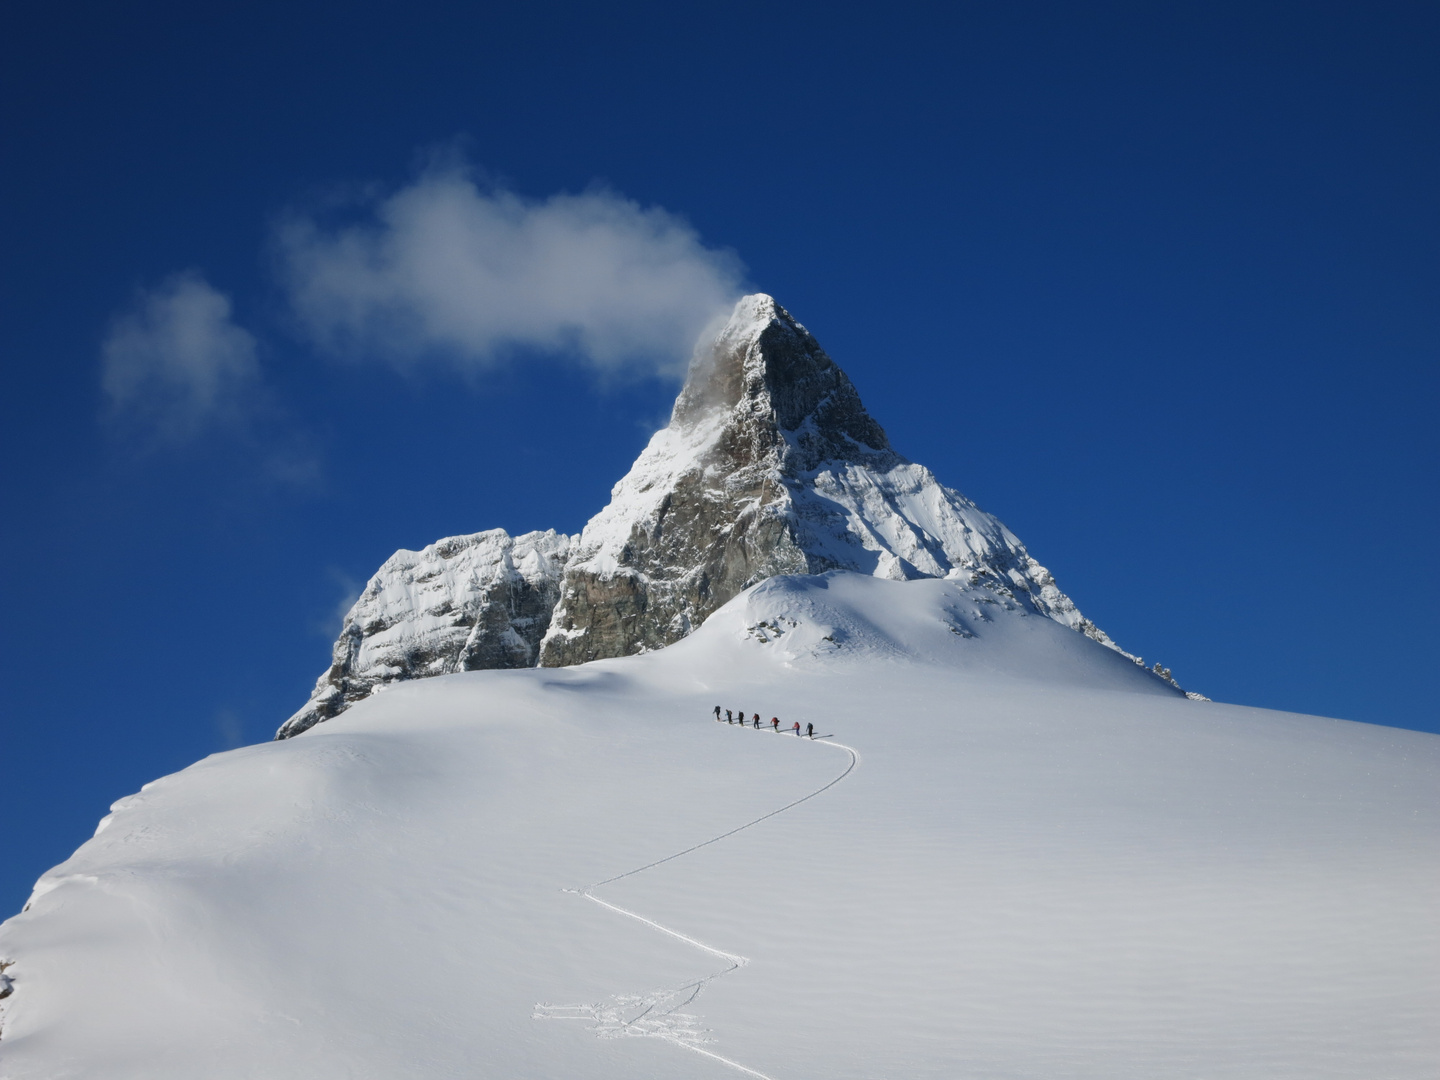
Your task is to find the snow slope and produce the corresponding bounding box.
[3,573,1436,1079]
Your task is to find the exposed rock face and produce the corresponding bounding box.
[537,294,1123,665]
[279,293,1190,739]
[277,529,571,738]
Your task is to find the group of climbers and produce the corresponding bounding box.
[712,705,815,738]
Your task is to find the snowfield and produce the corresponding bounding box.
[2,573,1436,1078]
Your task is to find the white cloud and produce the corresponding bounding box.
[101,271,260,440]
[276,166,745,377]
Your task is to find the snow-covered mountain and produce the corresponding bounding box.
[3,572,1435,1079]
[281,295,1186,738]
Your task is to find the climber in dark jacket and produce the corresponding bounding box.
[806,722,814,738]
[714,705,722,721]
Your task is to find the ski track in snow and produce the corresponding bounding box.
[534,726,860,1079]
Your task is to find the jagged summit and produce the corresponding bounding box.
[278,294,1188,738]
[538,293,1119,666]
[537,293,907,666]
[669,294,895,469]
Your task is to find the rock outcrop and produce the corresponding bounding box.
[279,293,1191,739]
[277,529,571,738]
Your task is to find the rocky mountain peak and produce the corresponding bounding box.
[536,293,1118,666]
[670,293,897,472]
[278,294,1192,738]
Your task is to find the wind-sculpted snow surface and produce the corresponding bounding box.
[4,574,1437,1078]
[281,294,1190,738]
[535,735,858,1078]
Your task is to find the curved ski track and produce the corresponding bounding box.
[534,729,860,1079]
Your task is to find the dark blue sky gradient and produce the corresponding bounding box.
[3,1,1437,913]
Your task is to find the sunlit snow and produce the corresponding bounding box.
[2,573,1435,1078]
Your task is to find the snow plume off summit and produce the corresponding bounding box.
[278,294,1191,738]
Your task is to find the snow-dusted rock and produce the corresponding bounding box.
[281,294,1186,738]
[277,529,572,738]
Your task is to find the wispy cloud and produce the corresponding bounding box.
[214,709,246,749]
[97,160,742,458]
[316,567,364,637]
[275,163,745,377]
[101,271,260,442]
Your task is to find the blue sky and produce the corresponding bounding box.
[2,0,1437,914]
